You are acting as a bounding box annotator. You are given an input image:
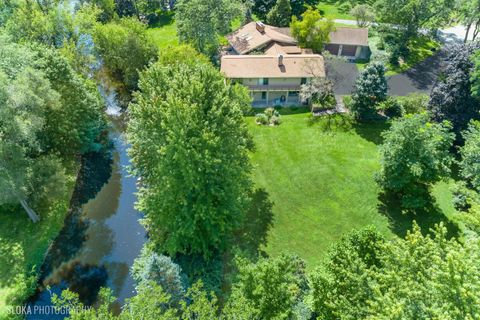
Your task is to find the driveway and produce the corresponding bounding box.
[386,48,447,96]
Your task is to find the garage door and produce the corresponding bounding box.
[325,44,339,55]
[341,45,357,57]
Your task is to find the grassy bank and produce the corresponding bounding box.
[247,110,458,267]
[0,160,80,319]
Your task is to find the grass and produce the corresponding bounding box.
[247,111,459,267]
[0,160,79,318]
[317,1,356,20]
[147,12,179,49]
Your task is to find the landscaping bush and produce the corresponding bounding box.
[256,108,282,126]
[397,93,428,114]
[377,98,403,118]
[337,2,352,13]
[255,113,269,125]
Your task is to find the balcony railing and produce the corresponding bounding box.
[246,84,302,91]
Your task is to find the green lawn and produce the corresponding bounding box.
[317,1,356,20]
[147,12,179,49]
[0,160,79,318]
[247,111,459,267]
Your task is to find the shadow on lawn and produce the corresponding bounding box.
[378,191,460,239]
[235,188,275,257]
[353,121,390,145]
[149,11,175,28]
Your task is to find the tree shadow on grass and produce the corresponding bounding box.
[234,188,274,257]
[378,191,460,240]
[307,113,354,132]
[353,121,390,145]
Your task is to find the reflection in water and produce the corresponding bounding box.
[27,115,146,319]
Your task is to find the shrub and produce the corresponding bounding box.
[255,113,269,125]
[397,93,429,114]
[451,182,480,212]
[264,107,275,118]
[377,97,403,118]
[338,2,352,13]
[270,115,282,125]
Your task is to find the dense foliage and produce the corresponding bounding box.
[350,62,388,120]
[127,59,252,256]
[92,17,157,90]
[377,114,454,210]
[290,8,335,53]
[175,0,242,57]
[459,121,480,192]
[428,43,480,137]
[266,0,292,27]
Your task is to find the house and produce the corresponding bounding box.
[225,21,370,60]
[221,54,325,107]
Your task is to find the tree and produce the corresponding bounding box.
[457,0,480,42]
[175,0,242,57]
[312,224,480,319]
[127,59,252,256]
[470,49,480,99]
[310,227,386,319]
[131,246,185,305]
[459,121,480,192]
[428,42,480,137]
[290,7,335,53]
[377,114,454,210]
[350,62,388,121]
[266,0,291,27]
[350,4,374,28]
[375,0,454,39]
[290,0,316,18]
[252,0,276,21]
[299,77,335,107]
[230,254,308,319]
[92,17,157,91]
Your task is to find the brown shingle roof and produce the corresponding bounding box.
[328,27,369,46]
[220,54,325,78]
[226,22,297,54]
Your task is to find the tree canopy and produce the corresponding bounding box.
[290,7,335,53]
[127,58,252,256]
[377,114,454,210]
[459,121,480,192]
[266,0,292,27]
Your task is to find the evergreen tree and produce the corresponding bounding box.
[350,62,388,121]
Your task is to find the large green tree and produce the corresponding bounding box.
[92,17,157,90]
[350,62,388,121]
[127,59,252,256]
[266,0,292,27]
[290,7,334,53]
[377,114,454,210]
[175,0,242,57]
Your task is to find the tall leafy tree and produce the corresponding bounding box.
[457,0,480,42]
[377,114,454,210]
[350,62,388,121]
[459,121,480,192]
[252,0,275,21]
[229,254,308,319]
[175,0,242,57]
[375,0,454,38]
[428,42,480,137]
[127,59,252,256]
[266,0,292,27]
[92,17,157,91]
[290,7,334,53]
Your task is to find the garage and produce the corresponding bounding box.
[325,44,340,55]
[341,45,357,57]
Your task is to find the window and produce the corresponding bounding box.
[288,91,299,97]
[263,78,269,85]
[261,92,267,100]
[301,78,307,85]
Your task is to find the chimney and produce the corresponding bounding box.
[256,21,265,33]
[278,54,284,66]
